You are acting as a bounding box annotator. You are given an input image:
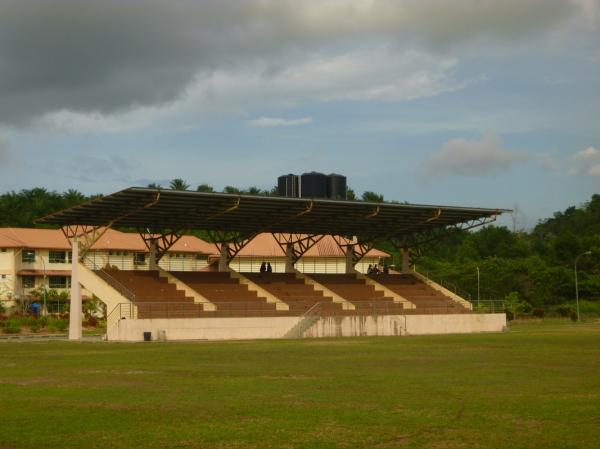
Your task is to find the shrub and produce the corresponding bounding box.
[29,321,42,333]
[3,321,21,334]
[570,311,578,322]
[504,309,514,321]
[85,316,98,327]
[556,305,572,318]
[532,308,545,318]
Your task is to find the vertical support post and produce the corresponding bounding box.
[402,246,411,273]
[345,244,355,274]
[285,244,295,273]
[69,237,82,340]
[149,239,158,270]
[219,244,230,272]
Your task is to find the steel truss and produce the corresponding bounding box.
[206,229,257,263]
[390,215,498,260]
[332,235,377,265]
[137,228,185,264]
[60,225,110,260]
[272,233,325,264]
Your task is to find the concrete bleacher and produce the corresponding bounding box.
[306,273,405,314]
[370,273,470,314]
[101,270,205,319]
[98,269,470,319]
[170,271,280,316]
[244,273,344,315]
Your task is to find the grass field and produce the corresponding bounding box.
[1,320,599,449]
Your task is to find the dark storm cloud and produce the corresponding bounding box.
[0,0,579,126]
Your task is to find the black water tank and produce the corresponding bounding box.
[327,173,347,200]
[300,172,328,198]
[277,174,299,197]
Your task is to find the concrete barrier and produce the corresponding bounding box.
[108,313,506,341]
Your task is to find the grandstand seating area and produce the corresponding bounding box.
[371,273,470,314]
[306,273,405,314]
[245,273,344,315]
[99,269,470,318]
[170,272,279,316]
[102,270,205,319]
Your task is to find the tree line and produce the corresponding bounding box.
[1,183,598,313]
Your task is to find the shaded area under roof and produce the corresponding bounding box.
[38,187,509,241]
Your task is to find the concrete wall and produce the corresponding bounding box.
[303,314,507,338]
[110,316,301,341]
[108,313,506,341]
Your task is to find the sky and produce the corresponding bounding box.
[0,0,599,229]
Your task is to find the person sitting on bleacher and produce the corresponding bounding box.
[367,264,373,275]
[267,262,273,273]
[383,263,389,274]
[372,265,380,275]
[260,261,267,273]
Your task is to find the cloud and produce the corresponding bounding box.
[568,146,600,176]
[247,116,313,128]
[423,133,528,177]
[34,47,467,134]
[538,153,561,172]
[0,0,581,127]
[65,154,135,183]
[0,137,12,168]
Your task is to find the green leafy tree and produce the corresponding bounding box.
[169,178,190,191]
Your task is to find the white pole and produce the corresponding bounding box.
[69,236,82,340]
[477,266,480,304]
[575,251,592,322]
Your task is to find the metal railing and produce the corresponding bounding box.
[84,256,137,302]
[469,300,505,314]
[413,267,473,301]
[102,299,505,322]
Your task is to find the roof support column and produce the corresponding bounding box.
[148,240,158,270]
[219,244,230,272]
[138,229,184,269]
[69,236,82,341]
[401,246,411,273]
[345,244,355,274]
[333,236,375,272]
[285,244,295,273]
[207,230,257,272]
[272,233,325,273]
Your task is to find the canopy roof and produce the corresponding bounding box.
[38,187,509,241]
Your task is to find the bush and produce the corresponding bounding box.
[29,321,42,333]
[3,321,21,334]
[47,318,68,333]
[556,305,572,317]
[85,316,98,327]
[504,309,514,321]
[570,311,578,322]
[532,308,545,318]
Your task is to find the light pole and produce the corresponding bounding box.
[476,266,480,304]
[575,250,592,322]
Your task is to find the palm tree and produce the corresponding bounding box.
[196,183,214,193]
[223,186,241,194]
[147,182,162,189]
[169,178,190,191]
[361,191,384,202]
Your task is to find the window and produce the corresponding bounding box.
[22,250,35,263]
[49,276,69,289]
[49,251,67,264]
[134,253,146,265]
[22,275,35,289]
[195,254,207,261]
[0,248,6,252]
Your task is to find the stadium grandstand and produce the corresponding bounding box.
[32,186,510,341]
